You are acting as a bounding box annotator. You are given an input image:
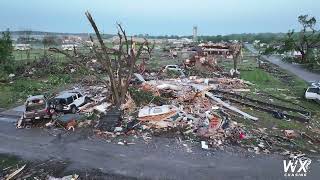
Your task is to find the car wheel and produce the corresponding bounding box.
[71,106,77,114]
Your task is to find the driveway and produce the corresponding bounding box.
[245,44,320,82]
[0,116,319,180]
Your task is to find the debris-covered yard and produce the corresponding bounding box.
[7,46,320,155]
[1,47,320,179]
[1,12,320,180]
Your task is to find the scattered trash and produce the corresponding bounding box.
[118,142,125,146]
[138,105,178,121]
[284,130,298,139]
[203,90,258,121]
[97,107,121,131]
[114,127,123,132]
[94,103,112,114]
[201,141,209,150]
[239,131,246,140]
[66,119,77,131]
[48,174,79,180]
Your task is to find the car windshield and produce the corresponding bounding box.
[26,103,46,111]
[307,88,319,93]
[54,98,67,105]
[54,97,73,105]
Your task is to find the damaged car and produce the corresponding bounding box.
[20,95,54,124]
[51,91,89,113]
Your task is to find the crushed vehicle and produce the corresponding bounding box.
[51,91,89,113]
[18,95,54,127]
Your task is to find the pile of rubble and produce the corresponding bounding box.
[22,67,260,151]
[124,76,251,148]
[78,85,111,114]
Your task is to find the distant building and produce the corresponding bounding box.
[193,26,198,42]
[14,44,31,51]
[198,42,232,57]
[110,36,146,44]
[62,44,78,51]
[62,36,82,44]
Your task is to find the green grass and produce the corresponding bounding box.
[0,52,94,109]
[12,49,65,61]
[240,69,282,88]
[0,46,101,109]
[0,154,21,169]
[0,74,76,109]
[12,47,92,61]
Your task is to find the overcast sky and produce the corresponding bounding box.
[1,0,319,36]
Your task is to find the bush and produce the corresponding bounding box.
[11,79,43,98]
[0,30,13,65]
[47,74,71,86]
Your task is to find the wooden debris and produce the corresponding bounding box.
[204,91,258,121]
[5,164,26,180]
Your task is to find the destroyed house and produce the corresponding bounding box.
[199,43,231,56]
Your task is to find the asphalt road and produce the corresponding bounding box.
[0,116,319,180]
[245,44,320,82]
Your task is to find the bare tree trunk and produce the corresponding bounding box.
[300,50,306,63]
[233,56,238,71]
[85,12,121,106]
[43,44,46,56]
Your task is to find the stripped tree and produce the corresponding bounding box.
[229,43,242,77]
[50,11,148,107]
[137,39,155,74]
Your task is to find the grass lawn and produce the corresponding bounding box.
[0,55,90,109]
[0,47,97,109]
[12,49,65,61]
[0,154,22,170]
[0,74,75,109]
[241,69,282,88]
[12,47,91,61]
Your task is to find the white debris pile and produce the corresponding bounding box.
[77,85,112,113]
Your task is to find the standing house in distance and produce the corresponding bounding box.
[198,43,232,58]
[62,44,78,51]
[14,44,31,51]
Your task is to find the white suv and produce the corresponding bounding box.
[305,87,320,102]
[52,91,88,113]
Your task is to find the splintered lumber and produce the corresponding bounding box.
[192,84,258,121]
[205,92,259,121]
[6,164,26,180]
